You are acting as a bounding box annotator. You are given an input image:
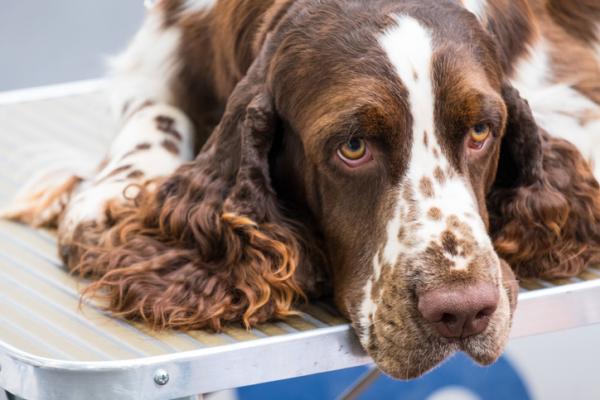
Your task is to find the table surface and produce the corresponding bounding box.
[1,82,600,400]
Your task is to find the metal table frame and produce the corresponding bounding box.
[2,82,600,400]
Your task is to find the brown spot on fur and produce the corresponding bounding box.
[433,166,445,185]
[428,207,442,220]
[412,68,419,81]
[161,139,180,155]
[127,170,145,179]
[165,129,183,141]
[122,143,152,159]
[433,148,440,159]
[105,165,132,179]
[397,226,406,241]
[156,115,183,141]
[424,243,456,270]
[441,230,459,256]
[136,143,152,151]
[423,130,429,148]
[156,115,175,129]
[447,215,473,238]
[419,177,434,198]
[401,184,419,223]
[402,183,413,202]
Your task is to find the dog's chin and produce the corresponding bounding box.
[369,333,507,379]
[461,336,506,366]
[364,318,459,379]
[368,340,458,380]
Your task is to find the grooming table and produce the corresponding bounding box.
[2,82,600,400]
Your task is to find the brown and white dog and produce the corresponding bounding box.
[4,0,600,379]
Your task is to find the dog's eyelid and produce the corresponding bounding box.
[459,92,503,128]
[465,114,501,138]
[479,101,504,129]
[326,130,376,150]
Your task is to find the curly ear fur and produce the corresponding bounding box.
[488,85,600,278]
[61,62,317,330]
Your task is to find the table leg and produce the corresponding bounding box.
[337,366,382,400]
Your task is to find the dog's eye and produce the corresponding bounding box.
[467,123,491,150]
[337,138,371,166]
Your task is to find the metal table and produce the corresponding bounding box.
[1,82,600,400]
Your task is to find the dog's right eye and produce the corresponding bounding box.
[337,138,372,167]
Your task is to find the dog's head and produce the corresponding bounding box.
[260,0,521,378]
[87,0,600,379]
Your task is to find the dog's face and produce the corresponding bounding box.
[269,0,519,378]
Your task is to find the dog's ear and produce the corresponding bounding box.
[487,84,600,278]
[71,45,319,331]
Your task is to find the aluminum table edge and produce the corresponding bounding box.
[511,279,600,338]
[0,324,370,400]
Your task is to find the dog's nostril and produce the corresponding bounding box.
[417,282,499,339]
[475,306,495,320]
[440,313,457,325]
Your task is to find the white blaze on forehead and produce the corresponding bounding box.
[380,16,435,157]
[376,16,491,269]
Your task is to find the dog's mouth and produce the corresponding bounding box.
[357,272,517,380]
[364,309,512,379]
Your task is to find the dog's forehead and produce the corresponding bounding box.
[276,2,493,133]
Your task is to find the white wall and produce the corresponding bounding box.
[508,324,600,400]
[0,1,144,90]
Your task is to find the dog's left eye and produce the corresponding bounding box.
[467,123,491,150]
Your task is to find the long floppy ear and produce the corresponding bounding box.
[67,52,316,331]
[488,84,600,278]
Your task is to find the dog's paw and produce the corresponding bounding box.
[0,168,82,228]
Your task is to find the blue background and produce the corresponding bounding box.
[238,354,531,400]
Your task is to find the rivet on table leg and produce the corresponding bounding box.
[154,369,170,386]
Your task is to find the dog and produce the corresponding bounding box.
[4,0,600,379]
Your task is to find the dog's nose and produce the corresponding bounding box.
[417,282,499,338]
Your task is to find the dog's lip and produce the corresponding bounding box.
[440,337,461,345]
[367,326,504,378]
[440,336,484,347]
[368,339,460,379]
